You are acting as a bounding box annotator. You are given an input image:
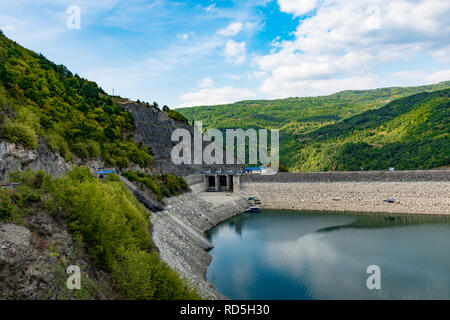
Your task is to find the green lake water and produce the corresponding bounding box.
[205,210,450,300]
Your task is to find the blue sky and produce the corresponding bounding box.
[1,0,449,108]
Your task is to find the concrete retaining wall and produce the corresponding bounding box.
[242,170,450,183]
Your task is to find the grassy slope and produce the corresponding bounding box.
[178,83,450,171]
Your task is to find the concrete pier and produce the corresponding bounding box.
[203,173,241,193]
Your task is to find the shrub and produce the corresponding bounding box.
[167,110,189,124]
[113,250,199,300]
[12,185,42,206]
[45,132,71,160]
[86,140,101,158]
[106,173,120,182]
[0,190,15,221]
[71,142,89,158]
[116,157,130,169]
[1,119,38,149]
[122,171,189,201]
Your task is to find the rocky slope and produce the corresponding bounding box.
[0,207,117,299]
[120,100,244,176]
[151,188,248,299]
[0,139,103,181]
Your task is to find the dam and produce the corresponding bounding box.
[203,170,242,193]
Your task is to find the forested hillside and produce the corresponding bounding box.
[0,32,198,299]
[0,31,152,168]
[287,89,449,171]
[178,83,450,171]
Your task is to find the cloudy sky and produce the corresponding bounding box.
[1,0,449,107]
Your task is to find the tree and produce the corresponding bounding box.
[162,105,169,112]
[152,101,159,109]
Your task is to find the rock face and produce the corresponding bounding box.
[120,102,244,176]
[151,186,248,299]
[0,209,116,300]
[0,140,103,181]
[0,140,69,180]
[0,224,32,266]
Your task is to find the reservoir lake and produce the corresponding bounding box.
[205,210,450,300]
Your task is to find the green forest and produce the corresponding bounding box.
[179,83,450,171]
[0,32,152,168]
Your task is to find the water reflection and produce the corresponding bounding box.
[205,210,450,300]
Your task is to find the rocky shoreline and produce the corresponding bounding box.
[150,188,248,299]
[241,171,450,215]
[241,181,450,215]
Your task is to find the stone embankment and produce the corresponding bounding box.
[150,185,247,299]
[151,170,449,300]
[241,170,450,215]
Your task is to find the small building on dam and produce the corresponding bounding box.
[203,169,242,193]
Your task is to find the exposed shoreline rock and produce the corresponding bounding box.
[150,188,248,299]
[241,181,450,215]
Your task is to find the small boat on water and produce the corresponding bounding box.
[245,206,262,213]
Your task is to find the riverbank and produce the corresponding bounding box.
[150,188,248,299]
[241,171,450,215]
[241,181,450,215]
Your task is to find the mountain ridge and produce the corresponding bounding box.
[178,82,450,171]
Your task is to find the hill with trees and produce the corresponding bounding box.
[0,32,198,299]
[178,83,450,171]
[0,31,152,168]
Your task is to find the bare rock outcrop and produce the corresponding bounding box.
[0,210,116,300]
[120,102,244,176]
[0,140,104,181]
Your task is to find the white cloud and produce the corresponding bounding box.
[217,22,243,37]
[260,75,378,98]
[226,74,242,80]
[392,70,426,78]
[205,3,217,13]
[178,86,256,107]
[248,70,268,80]
[197,77,215,88]
[255,0,450,97]
[431,45,450,63]
[177,33,189,40]
[425,69,450,84]
[224,40,246,64]
[277,0,317,16]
